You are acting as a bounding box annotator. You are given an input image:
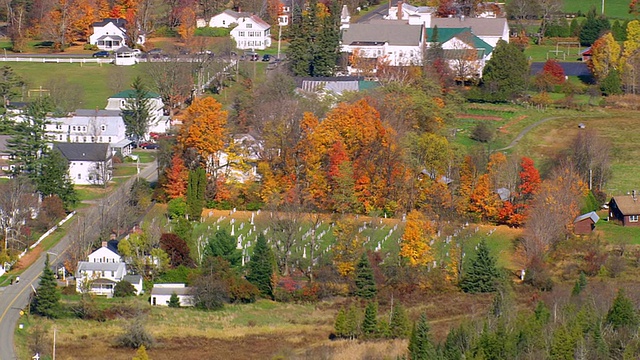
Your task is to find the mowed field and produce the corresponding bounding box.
[504,0,637,18]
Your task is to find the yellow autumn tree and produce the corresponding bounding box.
[446,242,462,284]
[178,97,228,175]
[400,210,434,266]
[332,219,363,277]
[469,174,502,222]
[588,32,621,82]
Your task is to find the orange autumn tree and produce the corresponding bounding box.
[333,218,363,277]
[469,173,501,222]
[164,153,188,199]
[178,97,228,176]
[400,210,435,266]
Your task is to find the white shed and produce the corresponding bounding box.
[151,283,195,307]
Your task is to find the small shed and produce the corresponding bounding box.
[580,47,592,62]
[573,211,600,235]
[151,283,194,307]
[114,46,138,66]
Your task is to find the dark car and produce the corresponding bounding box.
[92,51,110,58]
[142,143,159,149]
[245,51,259,61]
[262,54,271,62]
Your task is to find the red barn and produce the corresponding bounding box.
[573,211,600,235]
[609,195,640,227]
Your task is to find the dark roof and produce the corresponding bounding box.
[54,143,111,162]
[92,18,127,28]
[530,62,591,77]
[110,89,161,99]
[611,196,640,216]
[573,211,599,224]
[0,135,11,153]
[123,274,143,284]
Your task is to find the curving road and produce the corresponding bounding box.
[0,160,157,360]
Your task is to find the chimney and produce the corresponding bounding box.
[397,1,403,19]
[101,241,108,248]
[634,190,637,201]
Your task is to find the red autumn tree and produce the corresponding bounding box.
[519,157,541,201]
[542,59,566,84]
[164,154,188,199]
[160,233,195,268]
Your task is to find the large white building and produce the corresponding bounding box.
[54,142,113,186]
[105,90,170,135]
[202,10,271,50]
[89,18,145,50]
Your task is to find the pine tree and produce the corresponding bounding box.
[204,229,242,267]
[408,313,436,360]
[571,272,587,296]
[122,76,153,143]
[354,252,376,299]
[36,149,77,210]
[549,326,576,360]
[246,234,276,299]
[186,167,206,221]
[362,301,378,338]
[132,345,150,360]
[606,288,639,329]
[168,292,180,308]
[390,303,411,339]
[579,7,610,46]
[460,239,500,293]
[32,254,61,318]
[8,97,53,177]
[345,305,360,339]
[481,40,529,101]
[334,307,347,338]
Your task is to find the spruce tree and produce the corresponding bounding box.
[204,229,242,267]
[186,167,206,220]
[345,305,360,339]
[8,97,53,177]
[334,307,347,338]
[481,40,529,101]
[571,272,587,296]
[354,252,376,299]
[460,239,500,293]
[122,76,153,143]
[579,7,610,46]
[408,313,436,360]
[606,288,639,329]
[390,303,410,339]
[246,234,276,299]
[168,292,180,308]
[362,301,378,338]
[37,149,77,210]
[32,254,61,318]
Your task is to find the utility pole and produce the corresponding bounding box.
[52,326,56,360]
[602,0,605,15]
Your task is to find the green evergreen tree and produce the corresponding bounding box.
[534,301,551,324]
[345,304,360,339]
[606,288,639,329]
[354,252,376,299]
[8,97,53,177]
[334,307,347,338]
[168,292,180,308]
[0,66,24,113]
[408,313,436,360]
[204,229,242,267]
[460,240,500,293]
[36,149,77,209]
[390,303,411,339]
[481,40,529,101]
[186,167,206,221]
[122,76,153,143]
[600,68,623,96]
[579,7,610,46]
[612,20,626,41]
[549,326,576,360]
[174,217,193,242]
[569,18,582,37]
[571,272,587,296]
[246,233,276,298]
[32,254,61,318]
[362,301,378,338]
[377,318,391,339]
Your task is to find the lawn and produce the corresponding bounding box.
[524,44,585,63]
[130,150,156,163]
[112,165,138,177]
[7,63,148,109]
[563,0,636,18]
[595,216,640,245]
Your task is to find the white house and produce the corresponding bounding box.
[216,134,262,183]
[89,18,145,50]
[54,143,113,186]
[105,90,170,135]
[208,9,249,28]
[341,21,425,74]
[0,135,13,177]
[114,46,138,66]
[385,1,436,26]
[88,241,122,263]
[151,283,195,306]
[426,27,494,79]
[76,261,127,297]
[204,10,271,50]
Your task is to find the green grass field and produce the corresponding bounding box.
[563,0,635,18]
[6,63,147,109]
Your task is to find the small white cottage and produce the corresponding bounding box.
[151,283,195,307]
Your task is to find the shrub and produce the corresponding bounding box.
[470,122,494,143]
[168,292,180,308]
[153,26,178,37]
[167,197,187,219]
[113,280,136,297]
[83,44,98,51]
[116,317,155,349]
[194,27,231,37]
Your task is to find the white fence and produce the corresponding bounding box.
[0,57,112,64]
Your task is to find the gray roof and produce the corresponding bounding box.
[222,9,252,19]
[96,34,124,41]
[342,22,423,46]
[574,211,600,224]
[123,274,143,284]
[151,285,193,296]
[0,135,11,153]
[75,109,121,117]
[77,261,126,272]
[431,17,508,37]
[54,143,111,162]
[92,18,127,28]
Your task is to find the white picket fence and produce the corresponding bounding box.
[13,211,77,262]
[0,57,112,64]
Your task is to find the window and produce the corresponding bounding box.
[83,137,87,142]
[91,137,95,142]
[239,31,245,36]
[246,23,252,28]
[222,20,226,25]
[56,124,62,130]
[101,125,106,131]
[72,126,76,131]
[83,126,87,131]
[108,137,112,142]
[77,173,81,179]
[631,215,639,222]
[111,271,115,277]
[59,135,63,141]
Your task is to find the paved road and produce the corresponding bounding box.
[0,160,157,360]
[356,3,389,23]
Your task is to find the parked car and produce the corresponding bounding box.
[92,51,110,58]
[132,49,142,56]
[142,143,159,149]
[245,51,259,61]
[262,54,271,62]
